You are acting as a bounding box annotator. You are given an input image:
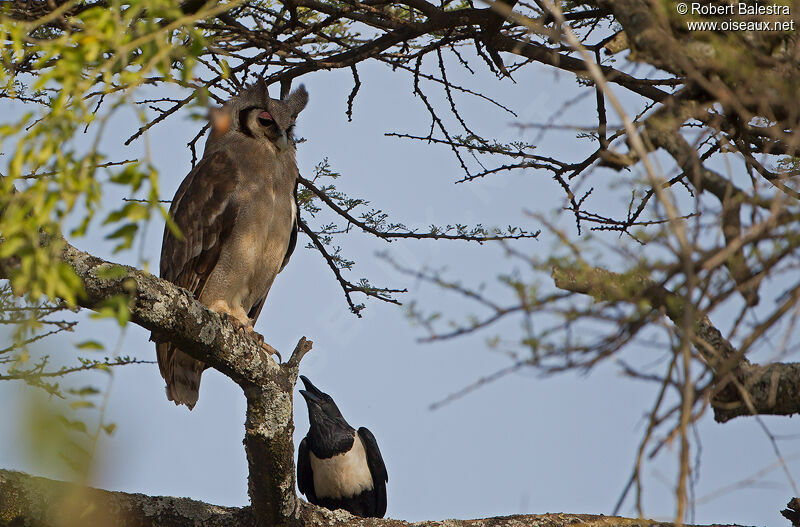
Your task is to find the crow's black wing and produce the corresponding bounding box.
[358,427,387,517]
[297,436,317,504]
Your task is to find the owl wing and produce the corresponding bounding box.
[279,180,299,273]
[156,151,240,379]
[160,150,241,290]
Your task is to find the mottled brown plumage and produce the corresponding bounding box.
[156,81,308,409]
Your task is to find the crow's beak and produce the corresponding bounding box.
[300,375,324,398]
[300,389,322,406]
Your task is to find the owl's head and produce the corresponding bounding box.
[224,79,309,151]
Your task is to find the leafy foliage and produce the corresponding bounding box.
[0,0,240,306]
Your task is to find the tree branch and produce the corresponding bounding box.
[0,469,749,527]
[551,264,800,423]
[298,175,540,242]
[491,34,671,102]
[57,240,280,386]
[0,469,252,527]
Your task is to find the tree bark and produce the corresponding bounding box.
[243,339,312,524]
[0,470,751,527]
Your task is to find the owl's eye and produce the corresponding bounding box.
[257,110,275,127]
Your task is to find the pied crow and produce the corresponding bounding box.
[297,375,388,518]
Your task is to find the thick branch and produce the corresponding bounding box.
[551,264,800,422]
[245,338,314,525]
[713,362,800,423]
[0,470,252,527]
[491,34,671,102]
[0,470,748,527]
[57,240,279,386]
[269,3,488,85]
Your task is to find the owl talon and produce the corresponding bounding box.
[221,312,248,333]
[259,339,281,362]
[267,346,282,363]
[247,328,282,362]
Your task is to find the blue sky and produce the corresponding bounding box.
[1,47,798,527]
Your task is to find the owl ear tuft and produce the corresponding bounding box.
[286,85,308,118]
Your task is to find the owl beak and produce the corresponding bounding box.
[276,131,289,151]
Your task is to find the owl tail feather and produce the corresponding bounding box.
[163,349,205,410]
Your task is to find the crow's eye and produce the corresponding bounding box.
[258,117,275,127]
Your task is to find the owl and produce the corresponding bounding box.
[156,80,309,409]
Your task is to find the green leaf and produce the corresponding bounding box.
[105,223,138,253]
[0,236,26,258]
[58,416,88,433]
[70,215,91,237]
[76,340,105,351]
[109,165,145,191]
[68,386,101,396]
[89,294,132,327]
[219,58,231,79]
[103,202,149,225]
[94,264,128,280]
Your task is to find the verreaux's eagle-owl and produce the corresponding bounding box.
[156,80,308,409]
